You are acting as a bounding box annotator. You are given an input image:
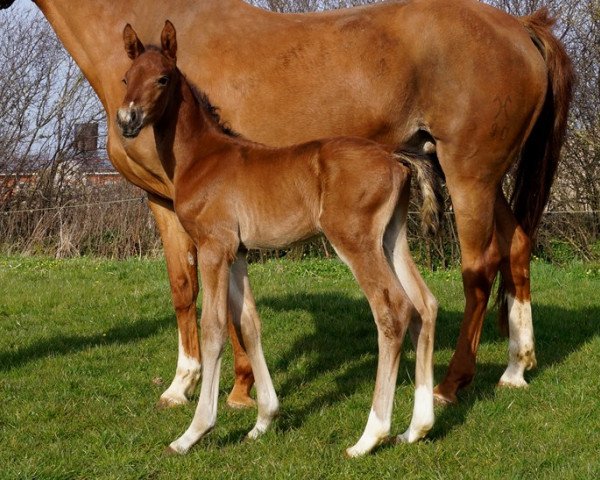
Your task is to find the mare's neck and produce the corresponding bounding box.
[33,0,247,108]
[154,75,234,180]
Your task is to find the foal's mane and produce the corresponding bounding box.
[188,83,240,138]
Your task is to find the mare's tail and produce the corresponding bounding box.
[497,7,575,334]
[394,150,444,238]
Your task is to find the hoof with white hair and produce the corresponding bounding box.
[156,392,189,409]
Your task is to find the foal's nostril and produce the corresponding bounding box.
[130,109,137,122]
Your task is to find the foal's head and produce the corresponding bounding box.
[117,21,179,139]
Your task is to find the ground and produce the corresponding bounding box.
[0,256,598,479]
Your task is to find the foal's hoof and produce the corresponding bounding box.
[433,386,457,406]
[156,394,189,410]
[227,392,256,409]
[498,378,529,389]
[164,446,181,456]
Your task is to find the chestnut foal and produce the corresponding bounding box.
[117,21,442,457]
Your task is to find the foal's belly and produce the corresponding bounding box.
[237,203,319,250]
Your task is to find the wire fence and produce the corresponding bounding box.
[0,184,162,258]
[1,186,597,265]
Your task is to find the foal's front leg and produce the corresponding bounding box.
[149,196,255,408]
[168,241,233,454]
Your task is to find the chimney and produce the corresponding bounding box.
[74,122,99,153]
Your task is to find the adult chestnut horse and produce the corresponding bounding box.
[0,0,573,406]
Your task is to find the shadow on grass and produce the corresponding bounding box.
[257,292,600,438]
[0,315,172,372]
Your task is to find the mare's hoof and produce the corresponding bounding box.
[498,379,529,389]
[433,386,457,406]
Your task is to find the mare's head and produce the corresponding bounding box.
[117,20,179,139]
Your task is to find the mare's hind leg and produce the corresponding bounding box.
[228,255,279,438]
[384,198,436,443]
[495,193,536,388]
[433,177,502,405]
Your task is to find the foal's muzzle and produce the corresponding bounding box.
[116,106,144,138]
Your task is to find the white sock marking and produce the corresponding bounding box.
[398,384,434,443]
[160,333,201,405]
[346,408,389,457]
[499,295,535,387]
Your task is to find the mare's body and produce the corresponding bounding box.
[1,0,574,405]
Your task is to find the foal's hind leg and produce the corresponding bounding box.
[344,250,412,457]
[325,239,411,457]
[228,256,279,438]
[495,194,536,388]
[384,199,436,443]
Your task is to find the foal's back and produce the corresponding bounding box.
[174,134,406,251]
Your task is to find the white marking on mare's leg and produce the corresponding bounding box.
[499,294,536,388]
[397,384,434,443]
[159,332,201,406]
[346,408,390,458]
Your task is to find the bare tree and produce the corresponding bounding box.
[0,10,105,211]
[0,9,159,258]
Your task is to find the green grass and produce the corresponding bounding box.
[0,256,599,479]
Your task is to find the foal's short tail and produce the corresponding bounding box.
[394,151,444,237]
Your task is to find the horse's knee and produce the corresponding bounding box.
[171,274,198,314]
[424,294,438,325]
[374,289,411,345]
[462,241,502,298]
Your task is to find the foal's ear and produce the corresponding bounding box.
[161,20,177,61]
[123,24,145,60]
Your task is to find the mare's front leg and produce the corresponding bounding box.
[149,196,254,408]
[168,239,234,454]
[149,196,201,407]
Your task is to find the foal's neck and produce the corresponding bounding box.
[153,71,234,180]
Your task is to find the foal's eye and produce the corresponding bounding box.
[122,78,127,86]
[157,76,169,86]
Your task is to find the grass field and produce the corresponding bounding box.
[0,256,599,479]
